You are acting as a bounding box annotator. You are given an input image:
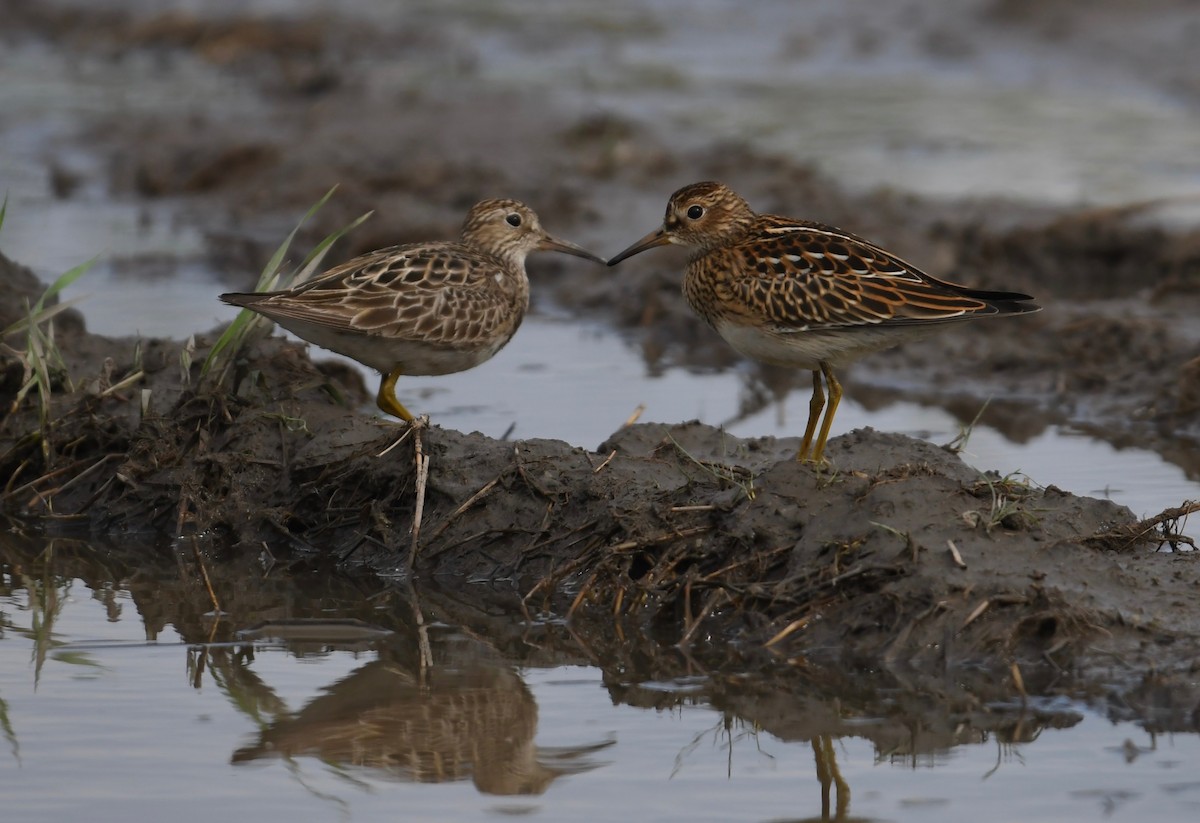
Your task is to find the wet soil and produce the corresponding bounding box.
[3,257,1198,709]
[3,0,1200,714]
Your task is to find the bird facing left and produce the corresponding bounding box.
[220,199,606,423]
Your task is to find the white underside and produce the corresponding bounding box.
[715,320,944,371]
[276,320,503,376]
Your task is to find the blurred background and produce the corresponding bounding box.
[3,0,1200,509]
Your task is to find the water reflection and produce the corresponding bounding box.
[216,629,608,795]
[2,530,1199,822]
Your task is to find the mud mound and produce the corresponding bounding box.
[4,310,1197,689]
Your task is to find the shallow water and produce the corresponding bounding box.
[4,3,1200,820]
[2,548,1199,823]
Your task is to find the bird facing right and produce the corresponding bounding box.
[221,199,605,424]
[607,181,1041,465]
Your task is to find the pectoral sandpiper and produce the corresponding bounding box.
[222,199,605,422]
[608,181,1040,464]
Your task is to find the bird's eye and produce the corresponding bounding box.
[686,205,705,220]
[506,213,522,227]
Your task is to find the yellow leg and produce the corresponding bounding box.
[797,369,825,462]
[376,365,415,423]
[810,362,841,465]
[811,735,850,820]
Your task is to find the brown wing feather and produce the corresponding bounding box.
[724,218,1005,331]
[227,243,521,347]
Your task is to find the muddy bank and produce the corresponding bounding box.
[3,260,1198,704]
[5,504,1200,768]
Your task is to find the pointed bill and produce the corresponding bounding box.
[606,227,672,266]
[537,233,607,264]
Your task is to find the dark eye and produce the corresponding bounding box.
[506,213,522,227]
[686,205,705,220]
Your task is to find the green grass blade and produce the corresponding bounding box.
[202,186,371,383]
[255,184,339,292]
[293,209,373,283]
[32,258,96,314]
[2,296,87,338]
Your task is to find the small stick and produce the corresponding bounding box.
[568,573,597,619]
[97,369,145,399]
[680,589,728,646]
[1010,661,1028,703]
[670,504,716,513]
[377,423,417,457]
[961,599,991,629]
[592,449,617,474]
[765,616,811,647]
[623,404,645,428]
[947,539,967,569]
[406,417,431,576]
[609,525,711,552]
[426,475,501,543]
[192,538,222,615]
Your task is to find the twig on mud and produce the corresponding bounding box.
[701,544,791,582]
[826,561,904,588]
[5,454,119,504]
[513,443,558,499]
[567,572,597,619]
[664,432,756,501]
[1086,500,1199,552]
[592,449,617,474]
[96,369,145,399]
[425,474,503,544]
[670,504,716,513]
[609,525,713,552]
[679,589,729,647]
[406,417,431,577]
[765,616,811,648]
[377,424,416,457]
[523,538,605,619]
[947,539,967,569]
[961,599,991,630]
[623,404,645,428]
[1010,661,1028,704]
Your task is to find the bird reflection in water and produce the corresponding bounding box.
[222,632,610,796]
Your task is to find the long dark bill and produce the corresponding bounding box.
[606,228,671,266]
[538,234,608,265]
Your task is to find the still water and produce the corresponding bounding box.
[3,541,1199,823]
[4,3,1200,819]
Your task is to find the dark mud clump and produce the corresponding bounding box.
[3,283,1199,703]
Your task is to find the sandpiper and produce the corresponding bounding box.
[608,181,1040,464]
[222,199,605,422]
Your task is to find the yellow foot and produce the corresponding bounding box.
[377,366,416,423]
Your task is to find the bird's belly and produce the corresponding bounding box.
[277,320,502,376]
[713,320,939,371]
